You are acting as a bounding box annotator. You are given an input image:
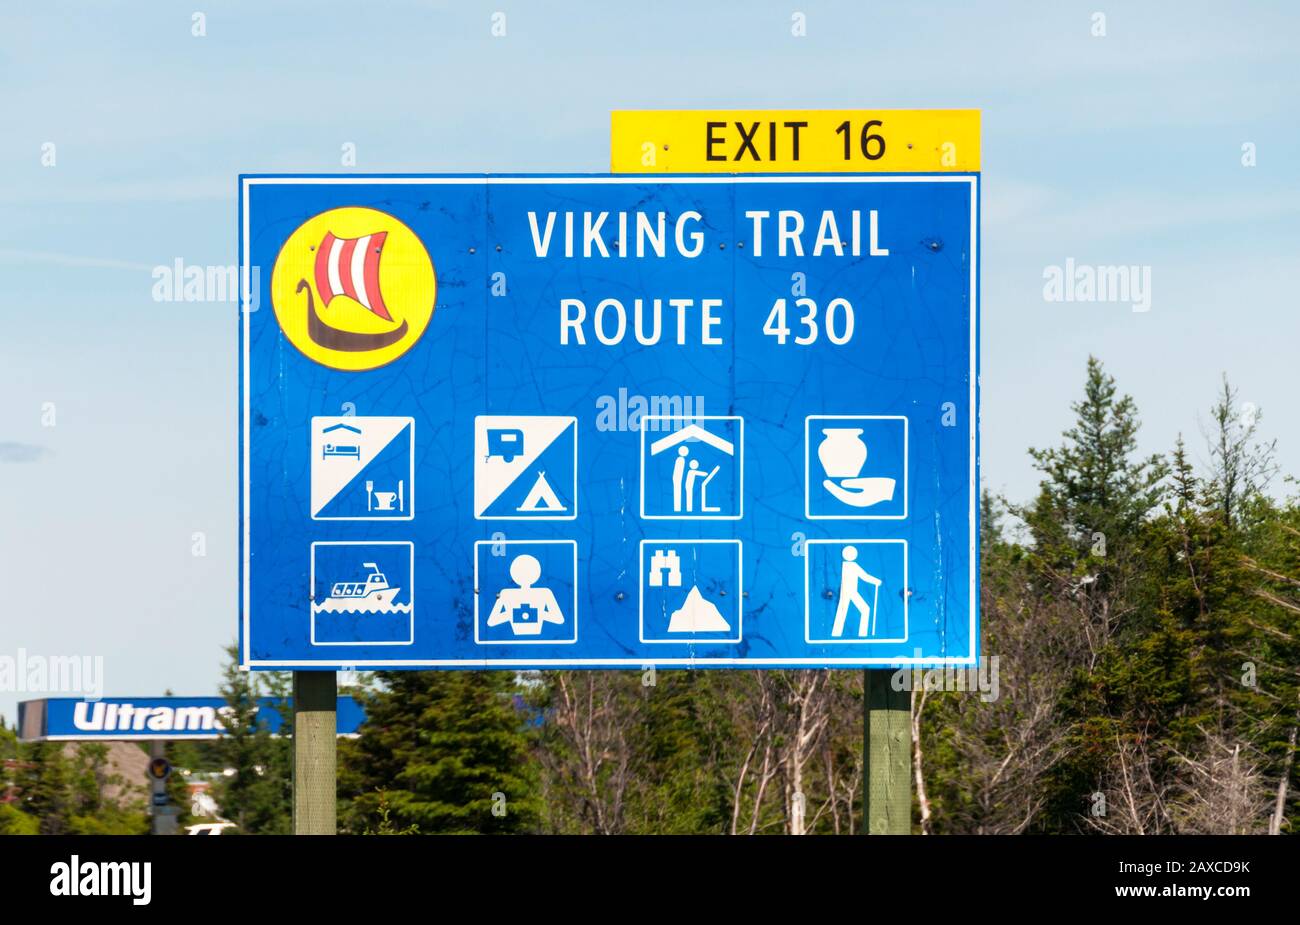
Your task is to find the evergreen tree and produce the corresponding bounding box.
[18,742,77,834]
[341,671,540,834]
[0,802,39,835]
[1204,375,1278,529]
[0,721,38,835]
[63,743,150,835]
[13,741,148,835]
[1025,355,1167,567]
[1238,498,1300,833]
[214,644,292,834]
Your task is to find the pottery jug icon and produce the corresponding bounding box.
[817,426,896,509]
[818,428,868,479]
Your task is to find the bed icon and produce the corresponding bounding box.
[321,423,363,460]
[322,442,362,460]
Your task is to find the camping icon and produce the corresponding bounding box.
[518,471,565,513]
[474,415,578,521]
[486,427,523,463]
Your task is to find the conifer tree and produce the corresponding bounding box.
[341,671,540,834]
[214,644,291,834]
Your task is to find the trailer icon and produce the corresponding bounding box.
[487,427,523,462]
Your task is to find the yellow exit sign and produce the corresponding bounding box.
[611,109,979,173]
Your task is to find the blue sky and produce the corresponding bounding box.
[2,1,1298,719]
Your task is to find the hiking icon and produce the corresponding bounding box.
[804,539,909,645]
[830,545,883,637]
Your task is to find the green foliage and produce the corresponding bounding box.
[9,741,149,835]
[0,722,38,834]
[0,802,39,835]
[341,671,541,834]
[528,668,863,834]
[360,791,420,835]
[1027,356,1168,552]
[927,360,1299,834]
[213,644,292,834]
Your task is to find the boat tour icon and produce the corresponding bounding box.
[312,561,407,615]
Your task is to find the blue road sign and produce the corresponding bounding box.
[17,697,366,741]
[239,174,979,669]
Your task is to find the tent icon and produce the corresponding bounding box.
[517,471,566,512]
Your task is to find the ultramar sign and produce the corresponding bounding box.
[239,172,979,669]
[16,697,366,741]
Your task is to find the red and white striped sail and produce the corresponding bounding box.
[313,231,392,321]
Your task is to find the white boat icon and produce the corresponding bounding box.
[314,562,406,614]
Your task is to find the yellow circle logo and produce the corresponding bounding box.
[270,207,436,371]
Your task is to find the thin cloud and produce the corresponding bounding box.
[0,248,153,271]
[0,442,52,463]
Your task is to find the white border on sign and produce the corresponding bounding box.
[638,538,744,644]
[803,538,909,644]
[804,414,908,520]
[240,174,978,668]
[473,539,579,645]
[639,414,744,521]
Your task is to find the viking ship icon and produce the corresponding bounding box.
[298,231,409,351]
